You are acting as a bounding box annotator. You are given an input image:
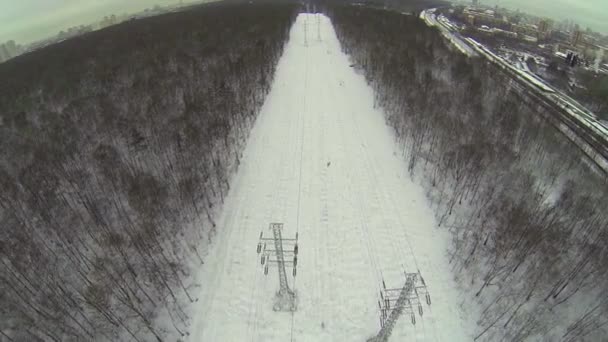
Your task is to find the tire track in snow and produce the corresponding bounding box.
[347,98,429,341]
[190,118,263,340]
[256,15,316,337]
[331,58,384,324]
[317,62,331,339]
[346,75,444,341]
[289,13,310,342]
[293,15,382,340]
[356,123,441,342]
[350,100,429,342]
[244,73,290,342]
[249,125,291,342]
[245,95,276,341]
[189,13,474,342]
[316,22,344,340]
[294,15,335,339]
[329,22,431,340]
[253,75,301,341]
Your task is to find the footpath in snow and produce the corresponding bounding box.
[189,13,474,342]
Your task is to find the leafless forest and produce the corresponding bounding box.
[328,6,608,341]
[2,0,607,341]
[0,3,297,341]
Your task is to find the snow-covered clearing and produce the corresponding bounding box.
[189,13,474,342]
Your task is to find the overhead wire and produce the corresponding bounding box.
[290,11,311,342]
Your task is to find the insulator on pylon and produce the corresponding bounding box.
[293,256,298,266]
[294,243,298,255]
[293,267,297,277]
[380,291,384,300]
[259,231,263,239]
[426,294,431,305]
[264,265,269,275]
[378,300,382,310]
[411,313,416,325]
[385,298,390,309]
[257,243,262,254]
[382,279,386,290]
[261,255,266,265]
[418,304,423,316]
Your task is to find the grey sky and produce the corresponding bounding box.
[0,0,607,44]
[0,0,180,44]
[481,0,607,33]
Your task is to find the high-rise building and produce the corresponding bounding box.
[467,15,476,26]
[537,19,553,40]
[538,19,551,33]
[0,45,8,62]
[0,41,23,63]
[572,30,583,46]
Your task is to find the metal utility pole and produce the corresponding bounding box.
[271,223,291,299]
[304,16,308,46]
[316,13,321,42]
[257,223,298,312]
[368,271,431,342]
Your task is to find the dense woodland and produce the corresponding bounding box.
[3,0,607,340]
[328,6,608,341]
[0,2,297,341]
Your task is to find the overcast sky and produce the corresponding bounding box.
[0,0,181,44]
[0,0,607,44]
[484,0,608,33]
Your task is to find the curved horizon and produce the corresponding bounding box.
[2,0,607,45]
[0,0,186,44]
[481,0,608,35]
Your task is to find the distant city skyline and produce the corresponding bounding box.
[479,0,608,35]
[1,0,607,45]
[0,0,186,44]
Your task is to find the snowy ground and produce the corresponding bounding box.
[189,13,474,342]
[421,10,477,57]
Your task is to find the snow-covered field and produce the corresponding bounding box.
[189,13,474,342]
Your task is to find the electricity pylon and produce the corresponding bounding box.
[315,12,321,42]
[368,271,431,342]
[256,223,298,311]
[304,16,308,46]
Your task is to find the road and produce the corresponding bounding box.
[421,8,608,173]
[188,13,473,342]
[420,9,478,57]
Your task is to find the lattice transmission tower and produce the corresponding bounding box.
[368,271,431,342]
[256,223,299,311]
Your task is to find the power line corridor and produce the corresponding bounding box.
[188,13,472,342]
